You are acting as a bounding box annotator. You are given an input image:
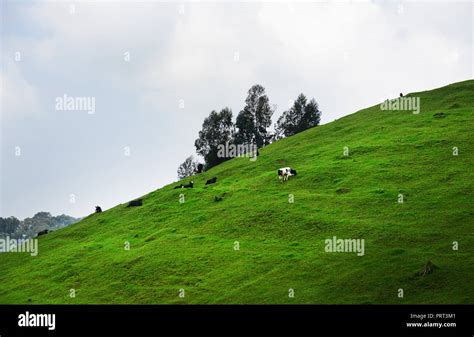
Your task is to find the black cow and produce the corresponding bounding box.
[128,199,143,207]
[95,206,102,213]
[173,184,184,189]
[195,164,204,174]
[37,229,50,237]
[205,177,217,185]
[183,181,194,188]
[400,93,404,97]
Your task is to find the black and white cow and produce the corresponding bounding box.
[277,167,297,182]
[183,181,194,188]
[174,181,194,189]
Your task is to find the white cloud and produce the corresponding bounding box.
[1,59,40,122]
[1,1,472,218]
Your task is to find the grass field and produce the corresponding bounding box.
[1,80,473,304]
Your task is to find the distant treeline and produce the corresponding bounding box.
[178,84,321,178]
[0,212,79,239]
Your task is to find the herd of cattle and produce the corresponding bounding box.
[173,176,219,189]
[36,164,298,238]
[79,166,290,224]
[171,166,297,190]
[91,166,297,214]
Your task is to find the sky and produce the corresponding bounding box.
[1,0,472,219]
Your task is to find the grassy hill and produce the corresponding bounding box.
[1,80,473,304]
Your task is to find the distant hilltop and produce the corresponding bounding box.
[0,212,79,239]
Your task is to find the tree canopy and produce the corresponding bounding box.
[177,156,199,179]
[275,93,321,139]
[235,85,274,148]
[194,107,234,169]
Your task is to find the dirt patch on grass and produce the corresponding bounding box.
[336,187,351,194]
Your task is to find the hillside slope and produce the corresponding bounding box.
[1,80,473,304]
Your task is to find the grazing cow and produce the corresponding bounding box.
[37,229,50,237]
[127,199,143,207]
[95,206,102,213]
[173,183,184,189]
[278,167,297,182]
[205,177,217,185]
[196,164,204,174]
[183,181,194,188]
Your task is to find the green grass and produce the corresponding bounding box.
[1,80,473,304]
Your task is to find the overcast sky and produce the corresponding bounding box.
[1,1,472,219]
